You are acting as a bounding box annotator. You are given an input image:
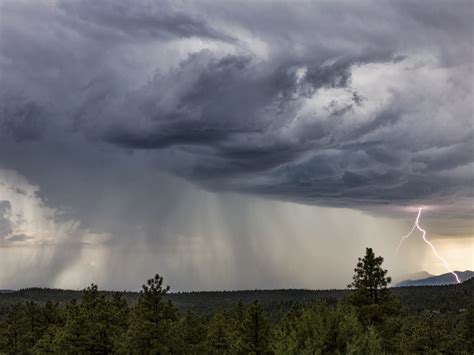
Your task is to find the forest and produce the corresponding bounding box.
[0,248,472,354]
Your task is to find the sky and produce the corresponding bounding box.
[0,0,473,291]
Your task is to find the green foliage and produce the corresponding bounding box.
[238,300,271,354]
[45,284,128,353]
[388,312,453,354]
[0,300,63,354]
[120,274,179,353]
[348,247,400,326]
[272,303,378,354]
[346,326,383,355]
[177,311,208,353]
[349,247,391,305]
[2,281,471,315]
[207,312,232,353]
[0,252,472,354]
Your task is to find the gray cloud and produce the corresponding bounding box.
[58,0,235,43]
[0,92,46,141]
[7,234,31,242]
[0,0,472,215]
[0,201,13,239]
[0,0,472,289]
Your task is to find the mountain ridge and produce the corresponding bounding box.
[396,270,473,287]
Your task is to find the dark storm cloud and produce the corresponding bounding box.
[57,0,234,43]
[0,0,473,212]
[0,92,46,141]
[104,53,365,146]
[0,0,473,290]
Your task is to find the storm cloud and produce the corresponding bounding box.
[0,0,472,289]
[1,0,472,208]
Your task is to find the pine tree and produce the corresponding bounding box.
[33,301,64,353]
[271,303,304,353]
[401,312,449,353]
[229,300,246,351]
[239,300,271,354]
[53,299,89,352]
[122,274,179,353]
[349,247,391,305]
[348,247,399,326]
[178,311,208,353]
[0,303,29,353]
[48,284,129,353]
[346,326,383,355]
[272,304,325,353]
[207,312,231,353]
[272,303,370,354]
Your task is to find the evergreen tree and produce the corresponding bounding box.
[0,266,471,353]
[271,303,303,353]
[400,312,450,353]
[228,300,246,351]
[121,274,179,353]
[349,247,391,305]
[0,303,29,353]
[346,326,383,355]
[376,315,403,353]
[232,300,246,325]
[348,247,399,325]
[52,299,90,352]
[22,301,41,348]
[272,303,370,354]
[239,300,271,354]
[49,284,129,353]
[272,303,325,353]
[177,310,208,353]
[207,312,232,353]
[33,301,64,353]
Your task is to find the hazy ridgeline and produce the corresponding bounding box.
[0,249,473,354]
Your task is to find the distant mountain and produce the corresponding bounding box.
[393,271,434,284]
[0,290,15,294]
[396,270,474,287]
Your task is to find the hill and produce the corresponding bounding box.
[392,271,433,284]
[396,270,474,287]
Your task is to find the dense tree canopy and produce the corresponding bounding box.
[0,250,472,354]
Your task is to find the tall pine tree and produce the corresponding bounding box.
[238,301,270,354]
[349,247,391,305]
[348,247,399,326]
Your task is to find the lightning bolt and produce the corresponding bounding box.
[396,207,461,284]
